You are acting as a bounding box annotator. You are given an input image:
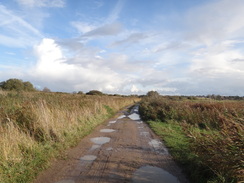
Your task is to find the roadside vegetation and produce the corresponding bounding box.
[0,80,139,183]
[139,92,243,183]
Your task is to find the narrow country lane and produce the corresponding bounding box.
[34,105,188,183]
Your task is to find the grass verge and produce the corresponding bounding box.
[148,120,218,183]
[0,92,140,183]
[140,95,243,183]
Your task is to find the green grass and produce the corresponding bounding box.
[148,120,189,159]
[148,120,223,183]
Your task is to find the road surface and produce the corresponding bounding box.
[34,105,188,183]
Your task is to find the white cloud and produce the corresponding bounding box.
[131,85,139,93]
[71,21,96,34]
[159,0,244,95]
[112,33,147,47]
[185,0,244,45]
[189,40,244,77]
[70,0,125,39]
[2,0,244,96]
[106,0,124,23]
[0,5,42,47]
[0,5,41,36]
[57,38,84,52]
[15,0,65,8]
[83,22,123,37]
[31,38,125,92]
[93,0,104,9]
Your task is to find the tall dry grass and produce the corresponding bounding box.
[0,91,139,183]
[140,96,244,183]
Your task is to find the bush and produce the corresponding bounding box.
[42,87,51,92]
[86,90,104,95]
[146,90,160,97]
[139,95,244,183]
[77,91,84,95]
[0,79,36,92]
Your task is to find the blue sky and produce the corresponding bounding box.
[0,0,244,95]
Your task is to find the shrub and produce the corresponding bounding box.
[0,79,36,92]
[42,87,51,92]
[139,95,244,182]
[146,90,160,97]
[86,90,104,95]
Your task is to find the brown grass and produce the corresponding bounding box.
[0,91,139,183]
[140,96,244,182]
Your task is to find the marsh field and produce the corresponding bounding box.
[139,95,244,183]
[0,91,139,183]
[0,90,243,183]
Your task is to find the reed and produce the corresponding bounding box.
[140,96,244,183]
[0,91,139,183]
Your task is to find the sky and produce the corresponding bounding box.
[0,0,244,95]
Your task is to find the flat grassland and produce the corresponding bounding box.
[139,96,243,183]
[0,91,139,183]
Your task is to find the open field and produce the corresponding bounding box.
[0,91,139,183]
[139,95,244,183]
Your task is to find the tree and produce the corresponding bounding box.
[0,78,36,91]
[23,81,36,91]
[42,87,51,92]
[0,81,4,88]
[146,91,160,97]
[86,90,103,95]
[1,78,24,91]
[77,91,84,95]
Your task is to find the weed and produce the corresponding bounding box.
[0,91,140,183]
[139,96,244,183]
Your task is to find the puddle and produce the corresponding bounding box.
[100,129,116,133]
[55,180,75,183]
[132,165,180,183]
[90,144,101,151]
[128,113,141,120]
[137,121,143,124]
[80,155,97,161]
[117,115,126,119]
[90,137,111,145]
[109,120,117,124]
[149,139,162,149]
[106,147,113,151]
[149,139,168,155]
[140,132,149,136]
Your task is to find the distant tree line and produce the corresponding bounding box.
[1,79,242,100]
[205,94,244,100]
[144,91,244,100]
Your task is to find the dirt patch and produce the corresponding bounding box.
[34,105,188,183]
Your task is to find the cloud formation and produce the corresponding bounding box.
[1,0,244,95]
[185,0,244,44]
[15,0,65,8]
[83,23,123,37]
[31,38,125,93]
[112,33,147,47]
[0,5,42,47]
